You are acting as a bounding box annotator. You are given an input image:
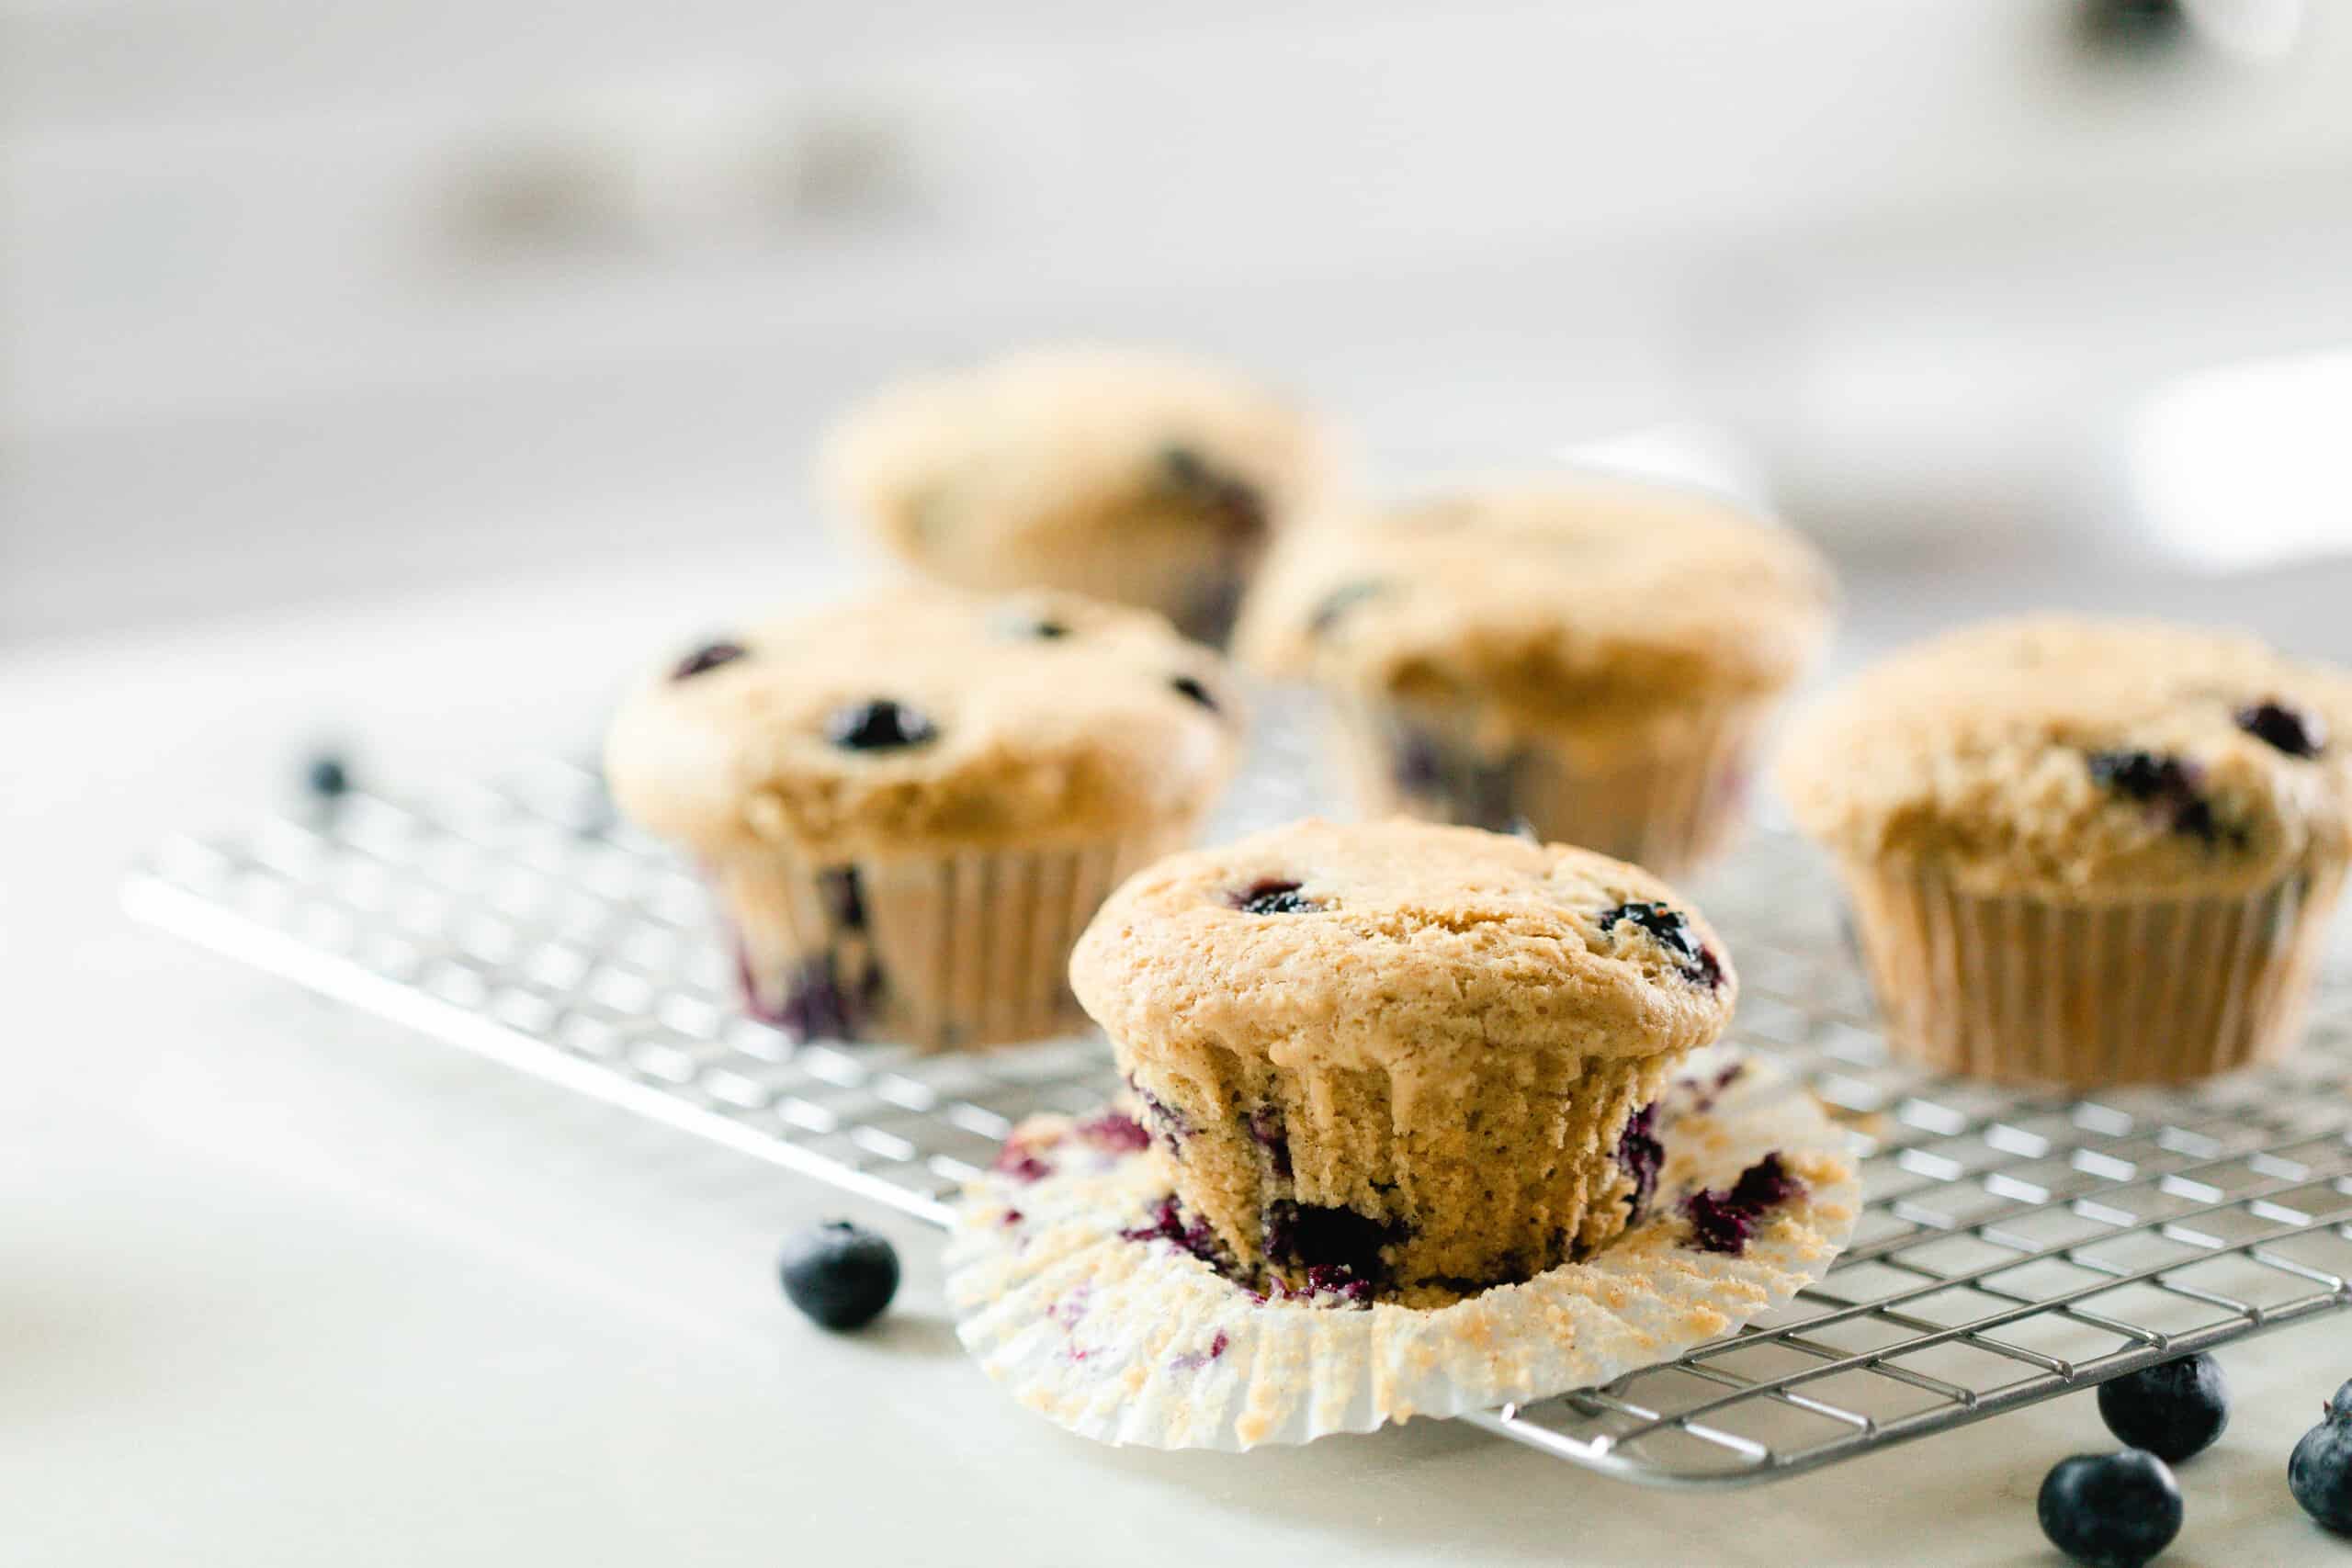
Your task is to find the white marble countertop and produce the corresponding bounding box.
[8,547,2352,1565]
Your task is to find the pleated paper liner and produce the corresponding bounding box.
[946,1047,1860,1450]
[1838,858,2347,1086]
[1329,695,1766,880]
[713,828,1186,1050]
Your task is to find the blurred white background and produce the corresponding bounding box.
[7,0,2352,641]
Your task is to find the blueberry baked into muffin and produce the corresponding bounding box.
[1779,616,2352,1085]
[820,345,1340,646]
[1237,475,1834,875]
[1068,818,1737,1303]
[605,586,1239,1049]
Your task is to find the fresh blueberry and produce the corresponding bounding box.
[1170,675,1220,712]
[2236,699,2326,759]
[2098,1354,2229,1461]
[304,751,352,800]
[777,1220,899,1330]
[1598,901,1724,988]
[2037,1450,2183,1568]
[2290,1378,2352,1535]
[1234,879,1318,915]
[824,698,938,751]
[672,639,747,681]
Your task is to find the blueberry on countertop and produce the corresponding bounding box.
[2236,699,2326,760]
[777,1220,900,1330]
[824,698,938,751]
[2290,1378,2352,1535]
[2038,1450,2182,1568]
[2097,1354,2229,1462]
[304,751,353,801]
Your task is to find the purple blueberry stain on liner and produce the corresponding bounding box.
[1170,1330,1230,1371]
[2236,698,2325,759]
[1680,1153,1804,1256]
[1075,1110,1152,1154]
[992,1142,1055,1184]
[1120,1195,1230,1270]
[1688,1061,1745,1112]
[671,640,747,681]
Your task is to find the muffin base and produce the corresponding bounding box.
[948,1048,1861,1449]
[1839,860,2346,1086]
[1333,696,1762,877]
[1120,1039,1680,1295]
[715,831,1182,1050]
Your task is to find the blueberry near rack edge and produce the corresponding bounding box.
[778,1220,900,1331]
[2096,1353,2228,1462]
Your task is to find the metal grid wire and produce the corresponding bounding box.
[123,744,2352,1488]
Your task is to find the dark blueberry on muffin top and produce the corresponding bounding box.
[2236,699,2325,759]
[1598,900,1724,988]
[1170,674,1219,712]
[824,698,939,751]
[2086,749,2226,843]
[1234,880,1319,915]
[672,640,748,681]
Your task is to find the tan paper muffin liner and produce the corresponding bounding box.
[1000,529,1257,648]
[1331,695,1765,878]
[1838,859,2347,1086]
[713,829,1184,1050]
[947,1047,1860,1450]
[1124,1043,1676,1293]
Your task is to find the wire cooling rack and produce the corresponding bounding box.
[123,722,2352,1488]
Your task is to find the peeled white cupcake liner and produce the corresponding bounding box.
[945,1046,1860,1450]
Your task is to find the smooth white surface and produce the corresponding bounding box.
[9,554,2352,1565]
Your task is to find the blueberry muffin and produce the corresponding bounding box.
[1779,616,2352,1085]
[1068,818,1737,1303]
[1237,475,1834,876]
[605,587,1240,1049]
[821,345,1340,646]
